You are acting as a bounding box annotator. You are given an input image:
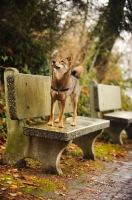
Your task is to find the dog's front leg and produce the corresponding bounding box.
[48,99,56,126]
[72,105,77,126]
[54,101,61,123]
[71,95,78,126]
[71,103,77,126]
[58,100,66,128]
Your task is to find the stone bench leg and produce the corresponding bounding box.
[73,130,102,160]
[2,128,71,175]
[125,123,132,139]
[27,137,71,175]
[2,120,29,167]
[105,121,128,144]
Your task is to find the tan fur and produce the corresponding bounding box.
[48,53,84,128]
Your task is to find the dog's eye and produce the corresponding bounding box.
[61,60,64,63]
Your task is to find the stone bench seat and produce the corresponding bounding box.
[24,116,108,140]
[103,111,132,123]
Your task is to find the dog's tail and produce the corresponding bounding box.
[71,66,84,78]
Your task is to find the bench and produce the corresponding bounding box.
[1,68,109,175]
[90,81,132,145]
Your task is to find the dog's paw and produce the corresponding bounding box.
[48,122,53,126]
[58,124,64,128]
[71,122,76,126]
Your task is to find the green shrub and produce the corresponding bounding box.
[0,84,7,137]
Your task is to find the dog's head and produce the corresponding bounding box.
[52,53,73,72]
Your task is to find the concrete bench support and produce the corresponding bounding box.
[125,123,132,139]
[1,68,110,175]
[3,116,109,175]
[3,124,70,174]
[105,121,128,145]
[73,130,102,160]
[90,81,132,144]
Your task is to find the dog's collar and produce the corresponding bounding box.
[51,86,70,92]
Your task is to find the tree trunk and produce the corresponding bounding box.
[90,0,126,82]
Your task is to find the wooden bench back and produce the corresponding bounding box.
[90,81,122,117]
[6,70,73,120]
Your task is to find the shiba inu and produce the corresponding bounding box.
[48,53,84,128]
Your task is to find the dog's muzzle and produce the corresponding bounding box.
[52,61,61,69]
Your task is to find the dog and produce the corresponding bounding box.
[48,53,84,128]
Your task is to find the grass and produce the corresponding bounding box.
[22,177,66,197]
[0,174,14,186]
[95,142,125,159]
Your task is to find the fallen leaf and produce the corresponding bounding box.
[12,168,19,173]
[13,174,20,178]
[23,180,39,187]
[10,184,18,189]
[17,192,22,196]
[0,136,6,143]
[62,186,66,191]
[8,193,17,197]
[69,144,78,150]
[61,155,67,160]
[116,152,125,157]
[0,120,3,125]
[59,193,66,196]
[1,187,7,191]
[55,191,66,196]
[54,191,59,195]
[6,181,12,185]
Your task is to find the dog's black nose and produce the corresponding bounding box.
[52,60,56,65]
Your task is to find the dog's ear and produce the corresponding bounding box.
[56,51,62,59]
[67,54,73,66]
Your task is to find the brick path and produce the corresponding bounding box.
[45,152,132,200]
[66,159,132,200]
